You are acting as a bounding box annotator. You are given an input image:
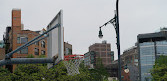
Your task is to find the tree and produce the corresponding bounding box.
[151,55,167,81]
[88,57,109,81]
[0,67,13,81]
[0,55,109,81]
[13,64,47,81]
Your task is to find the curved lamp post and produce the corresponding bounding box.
[98,0,121,81]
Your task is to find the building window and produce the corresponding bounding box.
[17,47,28,54]
[13,17,16,20]
[41,50,45,55]
[101,45,106,47]
[107,45,110,47]
[101,48,106,51]
[101,52,106,57]
[107,49,111,51]
[17,37,28,44]
[34,48,39,55]
[41,40,45,48]
[35,42,39,46]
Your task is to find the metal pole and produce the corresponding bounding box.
[116,0,121,81]
[0,58,54,66]
[5,24,60,59]
[25,34,49,47]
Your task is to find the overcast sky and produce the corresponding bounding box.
[1,0,167,59]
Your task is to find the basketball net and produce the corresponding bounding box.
[63,55,84,75]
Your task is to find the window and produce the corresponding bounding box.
[101,45,106,47]
[107,49,111,51]
[34,48,39,55]
[17,37,20,43]
[107,45,110,47]
[21,47,28,54]
[101,52,106,57]
[35,42,39,46]
[41,50,45,55]
[17,47,28,54]
[41,40,45,48]
[13,17,16,20]
[101,48,106,51]
[17,37,28,44]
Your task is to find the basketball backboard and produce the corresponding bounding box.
[47,10,64,68]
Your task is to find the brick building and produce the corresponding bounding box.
[3,9,47,71]
[87,40,114,68]
[64,42,72,56]
[121,46,138,66]
[121,46,139,81]
[0,40,5,68]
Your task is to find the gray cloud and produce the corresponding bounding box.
[1,0,167,59]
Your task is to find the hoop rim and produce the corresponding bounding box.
[64,54,84,61]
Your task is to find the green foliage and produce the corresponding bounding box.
[38,55,46,58]
[13,64,47,81]
[151,55,167,81]
[44,61,68,81]
[0,59,109,81]
[0,67,13,81]
[27,54,35,58]
[88,58,109,81]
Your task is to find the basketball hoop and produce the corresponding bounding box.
[63,55,84,75]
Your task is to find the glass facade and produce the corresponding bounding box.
[139,40,167,81]
[140,42,155,81]
[156,41,167,57]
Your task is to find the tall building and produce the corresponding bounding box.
[3,9,47,71]
[121,46,138,66]
[0,40,5,60]
[64,42,72,55]
[0,40,5,68]
[138,28,167,81]
[84,51,96,68]
[87,40,114,67]
[121,46,139,81]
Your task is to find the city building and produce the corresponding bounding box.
[107,60,118,79]
[84,51,96,68]
[88,40,114,67]
[64,42,72,56]
[0,40,5,48]
[0,40,5,60]
[84,41,114,77]
[138,28,167,81]
[3,9,47,72]
[121,46,138,66]
[0,40,5,68]
[121,46,139,81]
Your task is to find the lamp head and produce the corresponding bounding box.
[124,64,129,73]
[98,27,103,39]
[124,68,129,73]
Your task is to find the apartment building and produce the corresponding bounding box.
[121,46,139,81]
[3,9,47,71]
[87,40,114,68]
[138,28,167,81]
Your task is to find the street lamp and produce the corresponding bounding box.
[124,64,129,73]
[98,27,103,39]
[98,0,121,81]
